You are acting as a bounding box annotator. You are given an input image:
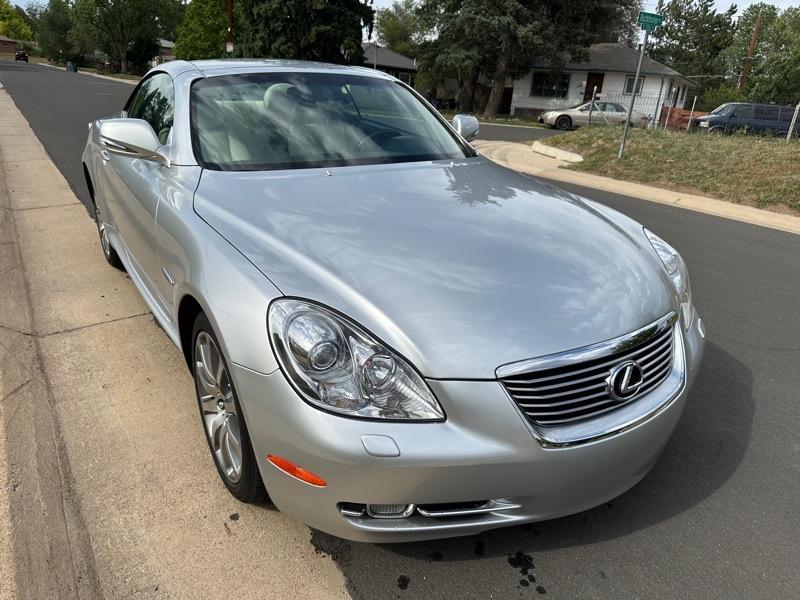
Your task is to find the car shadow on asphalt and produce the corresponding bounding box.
[307,340,753,598]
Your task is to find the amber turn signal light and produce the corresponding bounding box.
[267,455,327,487]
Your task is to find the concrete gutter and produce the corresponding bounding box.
[476,140,800,236]
[531,140,583,163]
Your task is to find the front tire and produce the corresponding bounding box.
[192,313,266,504]
[555,115,572,130]
[93,200,124,269]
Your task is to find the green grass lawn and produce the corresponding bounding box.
[543,127,800,215]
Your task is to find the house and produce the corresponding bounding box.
[0,35,19,54]
[153,39,175,65]
[510,43,693,123]
[361,42,416,85]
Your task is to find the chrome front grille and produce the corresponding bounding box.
[500,314,677,426]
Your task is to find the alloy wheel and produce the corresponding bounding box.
[194,331,242,484]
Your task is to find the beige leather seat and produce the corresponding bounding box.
[194,98,254,165]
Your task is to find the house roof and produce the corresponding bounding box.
[159,39,175,49]
[533,43,690,83]
[0,35,18,43]
[361,42,416,72]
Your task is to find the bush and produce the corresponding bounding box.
[697,84,744,112]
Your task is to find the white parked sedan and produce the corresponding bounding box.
[539,101,647,130]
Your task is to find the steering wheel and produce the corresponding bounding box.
[353,129,401,153]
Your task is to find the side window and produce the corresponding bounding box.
[731,105,751,119]
[753,105,779,121]
[126,73,175,145]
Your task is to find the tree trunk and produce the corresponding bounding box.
[483,53,509,118]
[460,65,479,113]
[120,52,128,74]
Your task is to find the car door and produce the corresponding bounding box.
[727,104,751,133]
[573,102,592,125]
[103,72,175,295]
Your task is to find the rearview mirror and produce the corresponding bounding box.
[452,114,479,142]
[98,118,169,166]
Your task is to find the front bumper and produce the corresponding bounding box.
[232,313,705,542]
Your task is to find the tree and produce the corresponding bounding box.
[175,0,243,60]
[649,0,737,99]
[71,0,182,73]
[37,0,72,61]
[698,83,743,110]
[238,0,373,64]
[417,0,638,117]
[744,7,800,102]
[0,0,33,40]
[375,0,419,58]
[722,2,779,90]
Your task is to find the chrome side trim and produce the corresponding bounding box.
[416,500,521,518]
[496,312,678,378]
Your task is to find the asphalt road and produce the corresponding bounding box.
[1,60,798,599]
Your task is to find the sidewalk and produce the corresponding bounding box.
[0,87,348,599]
[474,140,800,236]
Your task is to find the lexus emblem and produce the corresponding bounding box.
[607,361,644,401]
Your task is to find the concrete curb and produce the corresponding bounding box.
[476,140,800,236]
[532,140,583,163]
[38,61,138,85]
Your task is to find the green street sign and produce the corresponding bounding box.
[638,11,663,31]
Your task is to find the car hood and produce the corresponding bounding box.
[194,157,675,379]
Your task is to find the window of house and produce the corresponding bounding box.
[623,75,644,95]
[530,72,570,98]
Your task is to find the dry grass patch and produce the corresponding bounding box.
[543,127,800,215]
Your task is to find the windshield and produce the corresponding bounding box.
[711,104,732,115]
[190,72,471,171]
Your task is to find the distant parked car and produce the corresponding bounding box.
[539,101,647,130]
[692,102,800,136]
[14,51,28,62]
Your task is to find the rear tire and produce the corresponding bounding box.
[192,312,266,504]
[555,115,572,131]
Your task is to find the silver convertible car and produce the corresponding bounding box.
[82,60,704,542]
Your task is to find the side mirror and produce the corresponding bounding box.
[452,114,479,142]
[98,118,169,166]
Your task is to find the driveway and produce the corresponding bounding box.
[0,60,798,599]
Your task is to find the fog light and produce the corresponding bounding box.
[366,503,415,519]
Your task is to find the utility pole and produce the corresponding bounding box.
[226,0,233,55]
[618,31,649,159]
[619,11,663,159]
[738,13,761,92]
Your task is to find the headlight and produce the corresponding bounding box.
[644,229,693,327]
[268,299,444,420]
[699,121,709,128]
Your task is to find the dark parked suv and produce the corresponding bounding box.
[692,102,800,136]
[14,51,28,62]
